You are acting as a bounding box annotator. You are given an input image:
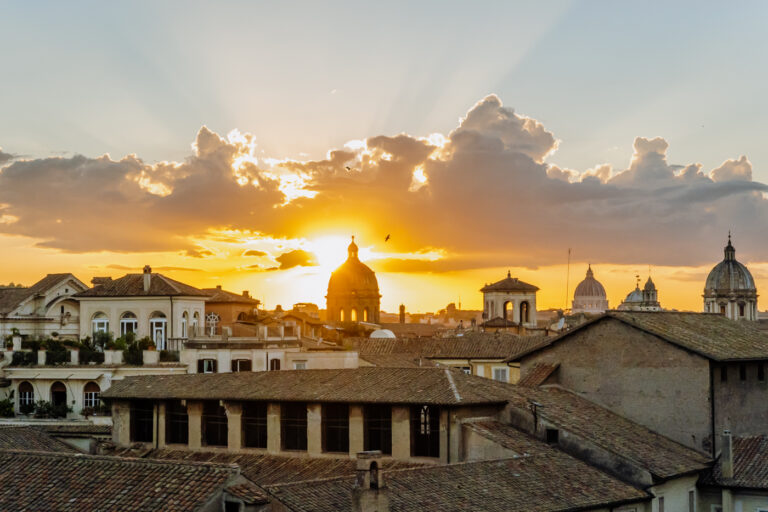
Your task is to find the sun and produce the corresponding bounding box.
[308,235,355,273]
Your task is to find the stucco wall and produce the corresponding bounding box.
[521,318,712,452]
[713,361,768,448]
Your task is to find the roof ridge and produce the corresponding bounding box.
[0,448,241,471]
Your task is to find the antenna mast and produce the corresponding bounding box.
[565,248,571,311]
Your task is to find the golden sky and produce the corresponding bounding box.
[1,96,767,313]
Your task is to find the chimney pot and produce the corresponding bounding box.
[216,285,222,290]
[243,291,249,298]
[143,265,151,292]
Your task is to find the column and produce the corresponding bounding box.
[448,410,461,463]
[349,405,364,457]
[267,403,281,453]
[225,401,242,451]
[157,402,167,448]
[112,400,131,447]
[307,403,322,455]
[439,409,449,464]
[187,401,203,450]
[391,406,410,460]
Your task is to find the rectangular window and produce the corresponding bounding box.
[165,400,188,445]
[364,405,392,455]
[658,496,664,512]
[457,366,471,374]
[281,402,307,451]
[322,404,349,453]
[293,361,307,370]
[739,364,747,381]
[546,428,559,444]
[720,366,727,382]
[232,359,252,372]
[130,400,154,443]
[198,359,217,374]
[84,391,100,409]
[410,405,440,458]
[242,402,267,449]
[202,401,228,447]
[492,367,509,382]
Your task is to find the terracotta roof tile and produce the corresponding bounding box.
[226,482,269,504]
[76,272,209,298]
[0,426,77,452]
[0,274,80,315]
[0,450,243,511]
[267,453,647,512]
[101,367,511,406]
[516,363,559,387]
[701,435,768,489]
[357,333,548,361]
[202,287,260,304]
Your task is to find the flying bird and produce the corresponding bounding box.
[384,234,391,242]
[345,166,351,170]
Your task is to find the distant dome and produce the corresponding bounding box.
[574,265,607,298]
[705,239,756,292]
[327,238,380,297]
[326,237,381,324]
[624,286,643,303]
[369,329,396,339]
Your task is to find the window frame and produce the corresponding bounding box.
[242,402,268,449]
[83,382,101,409]
[165,400,189,445]
[363,404,392,455]
[281,402,308,451]
[322,403,349,454]
[492,367,509,382]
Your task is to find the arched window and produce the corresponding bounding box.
[363,308,369,322]
[269,358,281,371]
[237,312,246,321]
[739,304,745,317]
[150,312,167,349]
[205,313,220,336]
[92,313,109,335]
[720,304,726,315]
[50,381,67,408]
[192,312,200,336]
[120,312,137,336]
[350,309,358,322]
[84,382,100,408]
[339,309,345,322]
[520,301,529,323]
[19,382,34,408]
[503,301,512,321]
[181,312,188,338]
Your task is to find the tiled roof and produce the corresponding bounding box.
[503,386,711,480]
[108,448,423,486]
[514,311,768,362]
[76,272,209,298]
[462,419,551,457]
[516,363,559,387]
[225,482,269,504]
[43,424,112,436]
[101,367,511,406]
[0,426,77,452]
[357,333,548,361]
[481,317,518,328]
[0,273,80,315]
[267,453,647,512]
[0,450,244,511]
[202,287,260,304]
[700,435,768,489]
[359,354,438,368]
[377,323,446,338]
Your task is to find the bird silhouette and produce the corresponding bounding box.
[345,166,351,170]
[384,234,391,242]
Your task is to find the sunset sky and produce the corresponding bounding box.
[2,1,768,313]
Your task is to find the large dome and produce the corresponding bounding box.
[705,239,756,292]
[327,238,379,296]
[574,265,606,298]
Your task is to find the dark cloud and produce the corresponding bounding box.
[274,249,318,270]
[1,95,768,269]
[0,149,13,166]
[242,249,267,257]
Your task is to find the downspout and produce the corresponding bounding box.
[155,402,159,449]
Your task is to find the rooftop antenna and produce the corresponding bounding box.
[564,248,571,311]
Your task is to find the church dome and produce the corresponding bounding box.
[327,237,380,297]
[624,286,643,303]
[574,265,606,298]
[705,238,756,292]
[370,329,396,339]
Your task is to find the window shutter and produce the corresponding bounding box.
[197,360,204,373]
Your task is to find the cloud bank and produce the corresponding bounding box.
[1,95,767,269]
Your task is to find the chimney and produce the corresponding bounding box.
[243,290,250,298]
[352,451,389,512]
[216,285,222,290]
[143,265,152,292]
[399,305,405,324]
[721,429,734,479]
